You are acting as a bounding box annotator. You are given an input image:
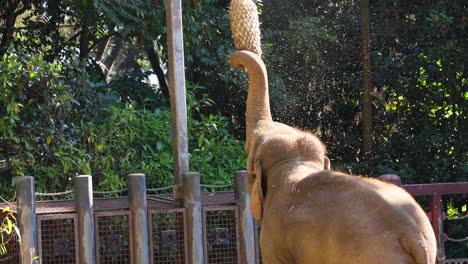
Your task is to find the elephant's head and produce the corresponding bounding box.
[230,50,329,220]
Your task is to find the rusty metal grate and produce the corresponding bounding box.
[36,200,75,214]
[444,259,468,264]
[94,198,129,211]
[0,203,16,213]
[38,214,78,263]
[149,208,187,264]
[147,195,182,209]
[203,206,239,264]
[0,231,20,263]
[201,192,235,205]
[95,211,133,264]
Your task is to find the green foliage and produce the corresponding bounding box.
[0,202,18,256]
[0,48,114,194]
[77,84,245,190]
[445,200,468,257]
[95,0,166,44]
[368,0,467,185]
[0,47,244,197]
[180,0,253,136]
[187,84,246,185]
[0,49,68,178]
[260,0,467,187]
[261,0,363,165]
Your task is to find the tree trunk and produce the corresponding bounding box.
[0,0,20,53]
[79,15,90,60]
[146,45,170,99]
[359,0,373,159]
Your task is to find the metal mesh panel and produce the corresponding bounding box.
[36,200,75,214]
[94,198,129,211]
[0,231,19,263]
[96,212,132,263]
[201,192,235,205]
[38,215,78,263]
[444,259,468,264]
[150,209,187,264]
[203,207,239,264]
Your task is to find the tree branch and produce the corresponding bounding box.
[146,45,170,99]
[103,35,123,78]
[79,21,90,59]
[89,32,120,55]
[0,0,20,50]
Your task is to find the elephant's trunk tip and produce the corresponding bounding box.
[229,50,266,73]
[229,50,272,132]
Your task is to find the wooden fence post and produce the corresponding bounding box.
[166,0,189,201]
[16,176,39,264]
[73,175,95,264]
[430,193,446,263]
[182,172,205,264]
[128,173,150,264]
[234,170,256,264]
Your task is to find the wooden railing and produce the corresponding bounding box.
[403,182,468,264]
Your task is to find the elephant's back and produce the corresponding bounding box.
[275,171,435,263]
[291,171,426,224]
[290,171,431,232]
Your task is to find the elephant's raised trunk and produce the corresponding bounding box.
[230,50,272,138]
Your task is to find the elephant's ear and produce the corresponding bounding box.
[324,156,331,170]
[250,159,264,221]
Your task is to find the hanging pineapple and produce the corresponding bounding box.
[229,0,262,56]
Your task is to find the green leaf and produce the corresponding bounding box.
[0,120,5,133]
[81,162,91,175]
[25,151,34,159]
[7,219,13,234]
[156,142,164,151]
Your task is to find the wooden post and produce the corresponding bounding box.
[254,221,261,264]
[182,172,204,264]
[16,176,39,264]
[430,193,445,263]
[234,171,256,264]
[166,0,189,200]
[127,173,150,264]
[73,175,95,264]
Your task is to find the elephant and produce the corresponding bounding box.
[230,50,437,264]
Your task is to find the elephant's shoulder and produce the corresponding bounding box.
[302,170,357,186]
[299,170,396,197]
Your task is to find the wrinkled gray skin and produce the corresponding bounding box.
[230,50,437,264]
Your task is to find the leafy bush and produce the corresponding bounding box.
[0,49,74,192]
[0,49,245,197]
[0,204,17,256]
[78,92,245,191]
